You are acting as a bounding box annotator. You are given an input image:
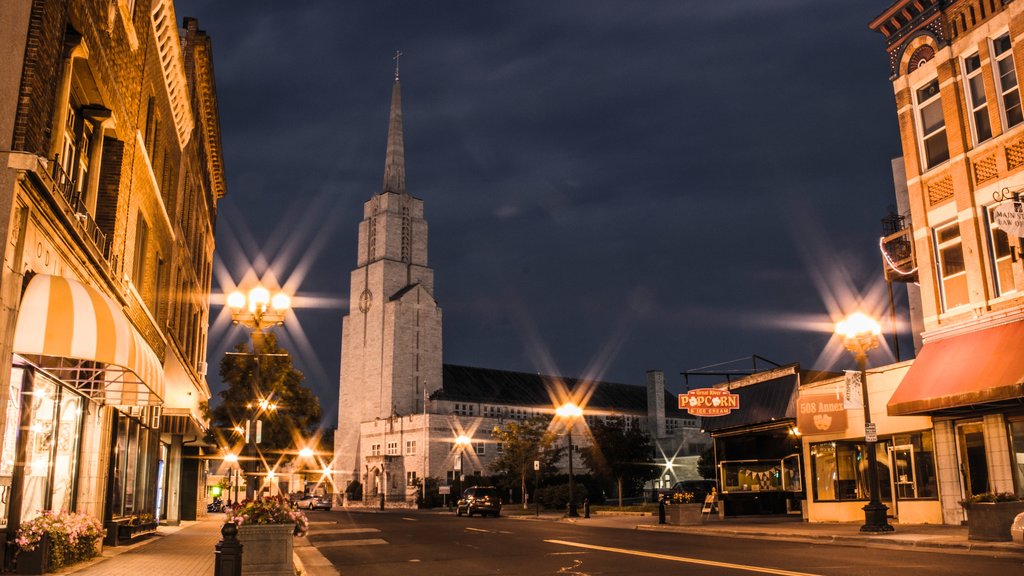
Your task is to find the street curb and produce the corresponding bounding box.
[635,524,1024,558]
[293,536,341,576]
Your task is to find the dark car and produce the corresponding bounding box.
[295,494,332,510]
[456,486,502,517]
[670,480,718,502]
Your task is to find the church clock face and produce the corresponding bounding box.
[358,288,373,313]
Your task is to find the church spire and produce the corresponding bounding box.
[382,51,406,194]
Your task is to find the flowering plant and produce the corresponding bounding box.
[229,496,308,537]
[16,510,104,569]
[672,491,695,504]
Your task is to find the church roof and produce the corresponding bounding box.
[436,364,688,417]
[382,54,406,194]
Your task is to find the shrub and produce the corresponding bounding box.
[229,496,308,536]
[960,492,1023,506]
[16,510,104,570]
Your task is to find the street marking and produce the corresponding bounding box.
[315,538,388,548]
[544,540,824,576]
[548,551,590,556]
[465,527,492,533]
[308,521,337,525]
[401,517,417,521]
[310,528,381,535]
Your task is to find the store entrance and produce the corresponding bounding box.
[956,422,989,497]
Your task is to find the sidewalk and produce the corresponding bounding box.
[508,509,1024,558]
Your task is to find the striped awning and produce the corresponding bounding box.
[13,274,164,406]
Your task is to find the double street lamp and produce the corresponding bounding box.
[555,402,583,518]
[227,285,291,500]
[835,312,894,533]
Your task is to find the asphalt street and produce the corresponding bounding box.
[302,510,1023,575]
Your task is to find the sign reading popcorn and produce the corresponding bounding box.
[678,388,740,417]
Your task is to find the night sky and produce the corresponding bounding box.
[176,1,910,427]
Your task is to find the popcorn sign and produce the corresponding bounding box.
[679,388,740,417]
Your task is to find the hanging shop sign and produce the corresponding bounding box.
[993,201,1024,237]
[679,388,740,417]
[797,393,848,435]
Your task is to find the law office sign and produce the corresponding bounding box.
[797,394,848,435]
[679,388,740,417]
[993,201,1024,237]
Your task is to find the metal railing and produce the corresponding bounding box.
[49,154,111,259]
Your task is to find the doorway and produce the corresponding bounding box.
[956,422,989,497]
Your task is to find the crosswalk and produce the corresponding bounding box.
[307,521,388,548]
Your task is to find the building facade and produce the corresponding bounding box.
[334,71,709,505]
[870,0,1024,525]
[0,0,224,556]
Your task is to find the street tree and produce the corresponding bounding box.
[490,416,561,508]
[697,446,716,480]
[580,416,655,508]
[209,332,322,452]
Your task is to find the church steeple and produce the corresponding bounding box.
[382,51,406,194]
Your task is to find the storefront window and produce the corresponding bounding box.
[50,391,83,512]
[720,460,783,492]
[812,433,934,502]
[1010,419,1024,498]
[21,376,58,521]
[0,367,25,529]
[108,409,159,519]
[890,431,937,499]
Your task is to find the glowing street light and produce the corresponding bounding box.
[835,311,892,534]
[555,402,583,517]
[298,447,314,459]
[224,452,239,464]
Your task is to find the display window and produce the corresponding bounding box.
[107,409,159,519]
[811,431,936,502]
[1009,418,1024,498]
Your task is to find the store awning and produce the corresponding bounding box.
[887,319,1024,415]
[13,274,164,406]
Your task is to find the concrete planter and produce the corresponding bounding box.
[964,501,1024,542]
[668,503,704,525]
[237,523,294,575]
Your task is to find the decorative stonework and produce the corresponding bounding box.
[927,174,954,206]
[1007,138,1024,171]
[974,154,998,184]
[907,45,935,73]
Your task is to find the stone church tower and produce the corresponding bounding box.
[334,66,443,493]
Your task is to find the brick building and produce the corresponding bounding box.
[0,0,224,556]
[334,67,709,506]
[868,0,1024,525]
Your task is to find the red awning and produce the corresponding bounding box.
[887,319,1024,415]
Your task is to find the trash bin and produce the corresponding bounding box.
[1012,512,1024,545]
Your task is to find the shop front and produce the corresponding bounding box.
[703,365,834,516]
[800,361,941,524]
[1,274,164,559]
[886,320,1024,525]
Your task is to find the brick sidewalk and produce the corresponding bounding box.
[58,516,224,576]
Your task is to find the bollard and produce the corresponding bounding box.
[214,521,243,576]
[379,492,385,511]
[658,498,666,525]
[583,498,590,518]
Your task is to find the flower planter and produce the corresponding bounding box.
[15,534,49,575]
[237,523,295,576]
[965,501,1024,542]
[105,520,158,546]
[668,503,704,525]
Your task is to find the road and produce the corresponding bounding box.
[302,510,1023,575]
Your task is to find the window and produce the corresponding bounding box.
[387,442,398,456]
[1009,419,1024,498]
[890,432,938,499]
[993,32,1023,129]
[405,440,416,455]
[474,442,485,456]
[370,444,380,456]
[964,52,993,143]
[407,471,418,486]
[986,205,1016,296]
[915,79,949,169]
[934,221,968,310]
[132,213,149,287]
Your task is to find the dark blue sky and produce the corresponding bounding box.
[177,1,909,427]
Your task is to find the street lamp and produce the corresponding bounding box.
[227,284,291,500]
[454,435,471,504]
[223,452,240,505]
[555,402,583,518]
[835,311,893,533]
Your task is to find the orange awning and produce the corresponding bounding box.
[13,274,164,406]
[887,319,1024,415]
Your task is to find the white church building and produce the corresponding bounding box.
[333,67,708,506]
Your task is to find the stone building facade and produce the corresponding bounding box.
[869,0,1024,525]
[0,0,225,556]
[334,69,709,505]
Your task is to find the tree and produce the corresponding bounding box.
[580,417,655,508]
[490,416,561,508]
[209,332,322,452]
[697,445,716,480]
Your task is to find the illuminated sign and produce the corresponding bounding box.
[679,388,740,417]
[796,393,848,435]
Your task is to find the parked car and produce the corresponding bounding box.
[295,494,332,510]
[456,486,502,517]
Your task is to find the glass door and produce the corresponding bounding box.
[956,422,989,497]
[890,444,917,499]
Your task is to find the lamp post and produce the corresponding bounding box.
[555,402,582,518]
[454,434,471,505]
[835,312,894,533]
[224,452,240,507]
[227,285,290,500]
